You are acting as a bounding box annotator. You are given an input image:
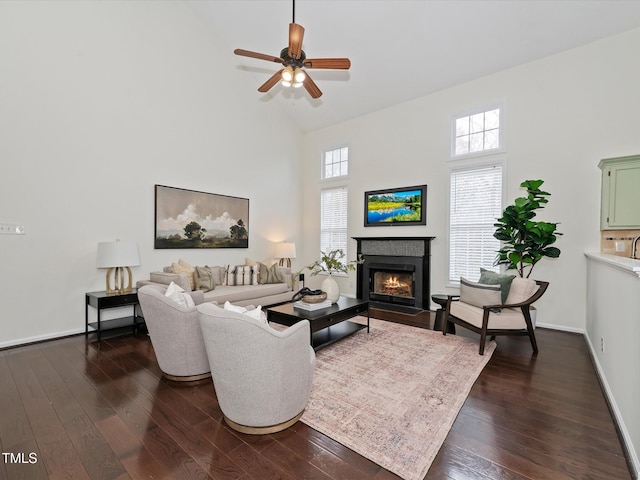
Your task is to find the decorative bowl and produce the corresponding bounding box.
[302,292,328,304]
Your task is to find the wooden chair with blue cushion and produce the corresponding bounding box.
[443,270,549,355]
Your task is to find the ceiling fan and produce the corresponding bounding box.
[233,0,351,99]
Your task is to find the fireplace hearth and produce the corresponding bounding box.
[354,237,434,314]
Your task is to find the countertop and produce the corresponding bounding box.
[585,252,640,278]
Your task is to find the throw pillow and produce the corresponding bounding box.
[505,277,537,305]
[459,277,501,308]
[242,265,258,285]
[208,265,224,286]
[195,266,216,292]
[164,281,195,308]
[479,268,516,304]
[225,265,258,286]
[171,259,196,291]
[243,305,267,323]
[258,262,283,284]
[223,265,240,285]
[224,265,235,286]
[246,258,278,283]
[265,258,278,266]
[223,301,267,324]
[223,300,246,314]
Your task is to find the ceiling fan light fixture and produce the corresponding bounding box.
[293,68,306,83]
[281,66,294,82]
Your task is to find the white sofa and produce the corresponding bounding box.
[137,263,293,307]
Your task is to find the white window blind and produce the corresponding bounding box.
[320,186,348,272]
[449,164,503,283]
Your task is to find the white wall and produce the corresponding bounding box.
[301,27,640,332]
[586,257,640,474]
[0,1,302,347]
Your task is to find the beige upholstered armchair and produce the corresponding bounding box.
[198,302,316,435]
[137,284,212,381]
[443,277,549,355]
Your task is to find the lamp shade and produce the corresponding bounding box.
[274,242,296,260]
[96,241,140,268]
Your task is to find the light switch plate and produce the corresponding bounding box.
[615,241,625,252]
[0,223,26,235]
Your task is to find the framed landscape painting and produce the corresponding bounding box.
[364,184,427,227]
[155,185,249,249]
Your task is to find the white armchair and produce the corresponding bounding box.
[137,284,212,381]
[198,302,316,435]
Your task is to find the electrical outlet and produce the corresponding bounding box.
[615,241,625,252]
[0,223,26,235]
[601,337,605,353]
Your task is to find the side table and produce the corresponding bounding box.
[85,289,145,341]
[431,294,458,334]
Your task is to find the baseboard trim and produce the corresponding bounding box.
[0,328,85,351]
[534,322,584,334]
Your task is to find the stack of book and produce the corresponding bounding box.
[293,299,332,311]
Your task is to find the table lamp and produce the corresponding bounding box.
[274,242,296,267]
[96,240,140,294]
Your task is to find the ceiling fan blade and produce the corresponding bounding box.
[303,73,322,99]
[288,23,305,59]
[234,49,284,64]
[258,69,284,93]
[303,58,351,70]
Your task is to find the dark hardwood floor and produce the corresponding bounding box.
[0,311,632,480]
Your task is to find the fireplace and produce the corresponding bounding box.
[368,261,416,307]
[354,237,434,313]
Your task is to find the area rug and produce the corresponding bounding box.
[300,317,496,480]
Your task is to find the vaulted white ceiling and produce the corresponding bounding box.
[186,0,640,132]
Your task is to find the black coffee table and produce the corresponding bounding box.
[266,296,369,350]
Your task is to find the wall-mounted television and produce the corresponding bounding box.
[364,184,427,227]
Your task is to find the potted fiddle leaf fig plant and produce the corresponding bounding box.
[493,179,562,328]
[493,179,562,278]
[306,249,362,303]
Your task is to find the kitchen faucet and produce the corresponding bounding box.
[632,235,640,259]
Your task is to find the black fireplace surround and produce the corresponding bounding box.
[354,237,434,314]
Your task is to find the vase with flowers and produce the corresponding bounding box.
[306,249,362,303]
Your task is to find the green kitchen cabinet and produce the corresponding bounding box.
[599,154,640,229]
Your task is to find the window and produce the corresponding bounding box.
[320,186,348,273]
[449,163,503,284]
[322,146,348,179]
[452,105,502,157]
